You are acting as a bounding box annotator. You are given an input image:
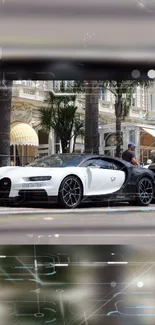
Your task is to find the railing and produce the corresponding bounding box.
[12,85,45,101]
[12,84,147,120]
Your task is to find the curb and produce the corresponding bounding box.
[0,206,155,215]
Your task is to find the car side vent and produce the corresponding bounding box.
[29,176,51,181]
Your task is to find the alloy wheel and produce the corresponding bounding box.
[138,178,153,205]
[60,176,82,208]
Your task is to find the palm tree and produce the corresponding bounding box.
[84,81,99,154]
[74,81,100,154]
[72,118,85,153]
[39,90,82,153]
[103,81,154,157]
[0,77,12,167]
[60,80,154,157]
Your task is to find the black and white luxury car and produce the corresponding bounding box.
[0,154,155,208]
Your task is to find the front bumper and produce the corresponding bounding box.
[18,189,48,201]
[18,190,58,203]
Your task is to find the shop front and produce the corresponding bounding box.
[99,122,155,164]
[140,127,155,163]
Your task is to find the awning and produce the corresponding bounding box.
[10,122,39,146]
[142,127,155,138]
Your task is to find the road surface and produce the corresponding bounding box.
[0,205,155,246]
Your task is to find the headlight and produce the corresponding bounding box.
[29,176,51,181]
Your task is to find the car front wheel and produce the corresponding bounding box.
[133,177,154,206]
[58,175,83,208]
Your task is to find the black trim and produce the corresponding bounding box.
[0,59,154,80]
[0,178,11,199]
[18,190,58,204]
[19,189,48,202]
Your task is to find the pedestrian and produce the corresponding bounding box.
[122,142,138,165]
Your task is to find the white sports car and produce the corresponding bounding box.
[0,154,154,208]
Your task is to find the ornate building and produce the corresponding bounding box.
[11,81,155,165]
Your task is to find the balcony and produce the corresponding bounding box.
[12,84,145,121]
[99,100,114,113]
[12,84,45,102]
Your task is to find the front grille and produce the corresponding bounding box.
[19,189,48,201]
[0,178,11,198]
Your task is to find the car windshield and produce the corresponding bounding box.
[28,154,85,168]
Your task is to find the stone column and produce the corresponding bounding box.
[99,128,104,154]
[69,131,74,153]
[48,128,55,155]
[135,127,140,162]
[122,126,129,151]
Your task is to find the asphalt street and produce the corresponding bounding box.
[0,205,155,246]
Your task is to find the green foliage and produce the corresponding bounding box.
[72,118,85,152]
[39,107,52,134]
[39,90,83,153]
[102,80,154,157]
[73,119,85,138]
[102,80,154,119]
[73,79,154,157]
[122,86,134,120]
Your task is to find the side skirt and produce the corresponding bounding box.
[81,194,132,203]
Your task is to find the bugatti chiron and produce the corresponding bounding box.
[0,154,154,208]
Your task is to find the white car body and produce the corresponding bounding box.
[0,165,125,198]
[143,165,149,169]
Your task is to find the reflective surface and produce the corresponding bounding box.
[0,245,155,324]
[1,0,155,62]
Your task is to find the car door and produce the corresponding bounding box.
[83,158,126,196]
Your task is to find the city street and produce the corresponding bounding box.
[1,204,155,246]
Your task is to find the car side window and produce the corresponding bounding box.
[98,160,116,169]
[102,159,122,170]
[81,159,101,167]
[82,158,115,169]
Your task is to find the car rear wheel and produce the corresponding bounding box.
[58,175,83,208]
[132,177,154,206]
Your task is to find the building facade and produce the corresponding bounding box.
[11,81,155,165]
[99,122,155,164]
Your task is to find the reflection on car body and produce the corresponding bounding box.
[1,245,155,325]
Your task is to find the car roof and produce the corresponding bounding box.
[29,153,132,168]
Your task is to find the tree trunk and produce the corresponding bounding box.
[85,80,99,154]
[72,135,77,153]
[115,82,123,158]
[115,112,122,158]
[0,78,12,167]
[60,137,68,153]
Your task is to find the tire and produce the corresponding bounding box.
[132,177,154,206]
[58,175,83,208]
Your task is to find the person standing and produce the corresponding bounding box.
[122,142,138,165]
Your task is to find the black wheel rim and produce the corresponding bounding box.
[61,177,81,207]
[139,179,153,204]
